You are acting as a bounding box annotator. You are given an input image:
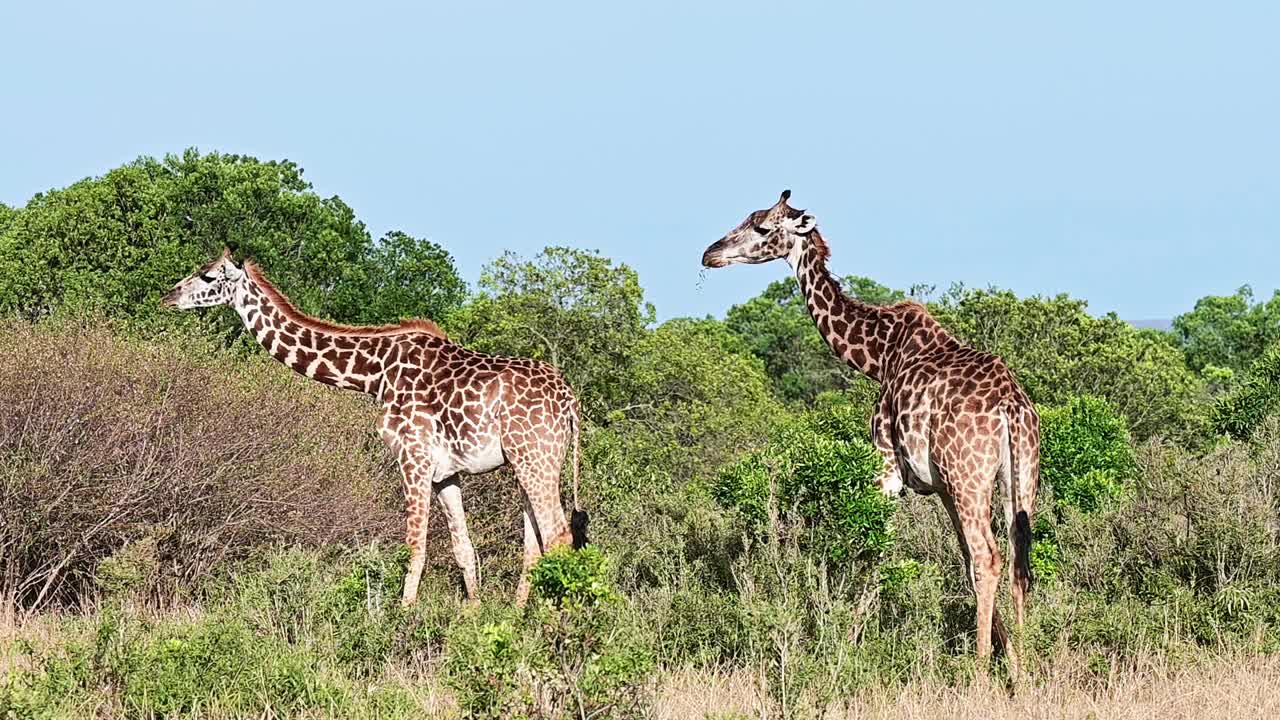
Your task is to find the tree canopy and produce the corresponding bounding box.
[0,150,465,337]
[449,246,655,422]
[1172,285,1280,380]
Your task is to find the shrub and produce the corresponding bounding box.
[0,320,400,608]
[711,398,892,571]
[528,547,654,719]
[528,545,614,609]
[1,607,419,719]
[1039,395,1138,514]
[443,605,531,719]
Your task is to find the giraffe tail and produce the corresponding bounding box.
[1006,404,1034,595]
[568,400,589,549]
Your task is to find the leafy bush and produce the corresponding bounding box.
[712,398,892,570]
[1039,395,1138,513]
[443,606,530,719]
[528,548,653,719]
[529,545,615,609]
[443,548,654,720]
[1,607,418,719]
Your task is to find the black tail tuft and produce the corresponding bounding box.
[1014,510,1033,591]
[570,509,590,550]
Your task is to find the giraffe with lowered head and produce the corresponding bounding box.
[163,248,588,605]
[702,191,1039,661]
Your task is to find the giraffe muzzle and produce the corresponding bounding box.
[160,288,182,308]
[702,239,729,268]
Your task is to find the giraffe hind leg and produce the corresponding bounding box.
[943,489,1014,663]
[515,502,539,607]
[506,454,572,605]
[435,477,479,602]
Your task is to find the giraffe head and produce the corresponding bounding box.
[701,190,819,268]
[161,248,246,309]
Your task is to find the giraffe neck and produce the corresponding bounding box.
[232,267,388,394]
[787,233,896,383]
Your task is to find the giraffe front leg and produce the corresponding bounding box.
[435,478,479,603]
[394,439,443,607]
[400,481,433,606]
[872,395,905,497]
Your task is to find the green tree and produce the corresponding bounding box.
[1213,344,1280,441]
[929,287,1207,442]
[1173,286,1280,378]
[585,318,780,512]
[450,247,655,421]
[725,276,904,403]
[358,230,467,325]
[616,318,778,459]
[0,150,465,335]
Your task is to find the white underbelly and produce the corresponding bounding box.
[903,446,941,492]
[454,438,505,475]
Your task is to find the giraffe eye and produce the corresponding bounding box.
[754,225,772,236]
[198,272,216,283]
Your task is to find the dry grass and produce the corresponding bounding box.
[656,658,1280,719]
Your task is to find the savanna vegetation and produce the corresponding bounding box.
[2,151,1278,718]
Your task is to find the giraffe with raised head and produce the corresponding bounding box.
[163,248,588,606]
[702,191,1039,660]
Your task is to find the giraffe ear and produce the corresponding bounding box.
[792,213,817,235]
[223,244,245,269]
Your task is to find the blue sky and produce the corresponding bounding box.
[2,2,1277,322]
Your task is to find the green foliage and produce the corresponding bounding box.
[1039,395,1138,513]
[929,287,1207,441]
[1173,285,1280,376]
[583,318,778,555]
[712,400,892,570]
[618,319,778,453]
[444,551,654,720]
[0,150,465,337]
[725,276,904,403]
[529,546,615,609]
[451,246,654,421]
[1213,344,1280,440]
[1,608,416,719]
[443,607,529,719]
[358,230,469,325]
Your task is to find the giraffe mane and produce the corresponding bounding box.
[806,232,940,321]
[807,228,832,263]
[244,262,448,340]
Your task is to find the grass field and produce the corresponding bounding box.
[6,606,1277,719]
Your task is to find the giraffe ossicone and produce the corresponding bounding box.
[163,248,588,606]
[703,191,1041,664]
